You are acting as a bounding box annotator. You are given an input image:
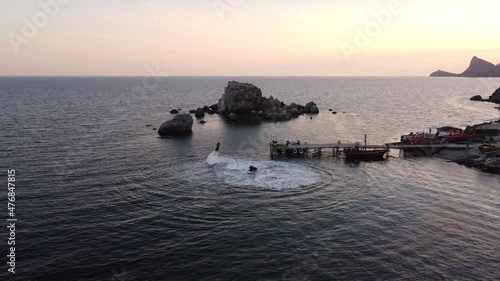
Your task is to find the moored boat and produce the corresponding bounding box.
[344,147,388,161]
[344,135,388,161]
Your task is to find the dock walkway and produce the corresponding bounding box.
[283,143,470,150]
[270,141,472,157]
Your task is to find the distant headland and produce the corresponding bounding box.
[430,56,500,77]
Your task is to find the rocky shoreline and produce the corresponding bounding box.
[470,86,500,105]
[436,120,500,175]
[455,153,500,174]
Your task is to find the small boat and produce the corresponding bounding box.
[344,147,388,161]
[344,135,388,161]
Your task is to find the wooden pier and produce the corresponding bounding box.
[287,143,387,150]
[273,142,469,150]
[270,140,471,157]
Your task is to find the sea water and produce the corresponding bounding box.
[0,77,499,280]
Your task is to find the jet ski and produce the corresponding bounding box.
[248,165,258,174]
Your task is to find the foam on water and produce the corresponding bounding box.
[220,161,319,190]
[205,151,320,190]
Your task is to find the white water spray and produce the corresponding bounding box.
[206,151,238,165]
[205,151,321,190]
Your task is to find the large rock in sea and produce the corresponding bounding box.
[158,113,193,136]
[209,81,319,122]
[217,81,262,114]
[487,87,500,104]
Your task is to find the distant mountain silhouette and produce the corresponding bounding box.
[430,56,500,77]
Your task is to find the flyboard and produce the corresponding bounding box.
[209,143,259,175]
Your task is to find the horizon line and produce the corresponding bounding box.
[0,75,438,78]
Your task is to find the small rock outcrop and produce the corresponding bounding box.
[195,108,205,118]
[470,95,483,101]
[304,102,319,114]
[158,113,193,136]
[209,104,218,112]
[170,109,179,114]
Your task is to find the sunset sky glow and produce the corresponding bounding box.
[1,0,499,76]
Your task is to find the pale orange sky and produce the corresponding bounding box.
[0,0,499,76]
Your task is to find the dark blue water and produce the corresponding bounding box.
[1,77,499,280]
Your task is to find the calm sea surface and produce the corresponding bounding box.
[0,77,499,280]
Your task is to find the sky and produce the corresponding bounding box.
[0,0,499,76]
